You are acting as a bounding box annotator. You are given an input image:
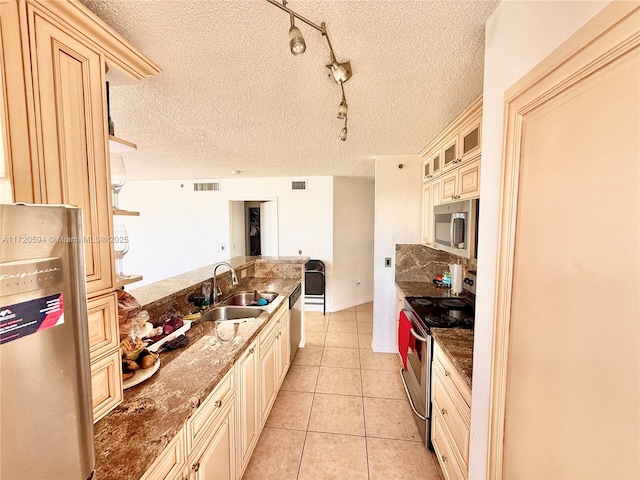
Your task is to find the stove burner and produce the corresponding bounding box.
[425,314,462,327]
[440,298,467,309]
[414,299,433,306]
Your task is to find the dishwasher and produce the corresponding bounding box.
[289,283,302,364]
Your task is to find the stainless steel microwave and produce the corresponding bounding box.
[433,199,478,259]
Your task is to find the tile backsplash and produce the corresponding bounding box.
[395,244,477,282]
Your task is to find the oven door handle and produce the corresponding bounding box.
[400,369,427,421]
[402,308,429,340]
[409,328,428,342]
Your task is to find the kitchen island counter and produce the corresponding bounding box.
[93,274,301,479]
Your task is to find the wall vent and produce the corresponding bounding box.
[193,182,220,191]
[291,181,307,191]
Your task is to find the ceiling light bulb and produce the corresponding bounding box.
[337,100,348,120]
[289,25,306,55]
[339,125,347,141]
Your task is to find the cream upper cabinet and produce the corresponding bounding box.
[423,151,442,183]
[28,6,114,295]
[421,183,432,246]
[419,97,482,219]
[459,114,481,163]
[441,135,459,173]
[440,158,480,204]
[1,0,160,422]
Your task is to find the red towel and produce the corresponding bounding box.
[398,310,413,370]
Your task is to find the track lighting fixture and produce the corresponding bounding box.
[265,0,353,141]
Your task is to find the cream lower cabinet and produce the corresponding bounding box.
[186,401,236,480]
[141,302,292,480]
[259,303,290,428]
[236,340,260,477]
[431,342,471,480]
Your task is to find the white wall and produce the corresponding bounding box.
[118,176,334,287]
[332,177,375,312]
[372,155,422,352]
[470,1,610,478]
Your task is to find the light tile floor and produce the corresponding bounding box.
[243,302,442,480]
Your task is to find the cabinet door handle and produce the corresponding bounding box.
[214,400,222,408]
[191,462,200,472]
[441,408,448,415]
[441,455,448,463]
[444,370,450,377]
[249,348,255,354]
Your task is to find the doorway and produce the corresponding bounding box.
[247,205,261,256]
[228,199,279,258]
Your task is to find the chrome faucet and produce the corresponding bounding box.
[212,262,239,305]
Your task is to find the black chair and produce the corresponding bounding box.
[304,259,326,315]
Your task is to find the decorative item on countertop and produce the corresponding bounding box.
[442,269,452,288]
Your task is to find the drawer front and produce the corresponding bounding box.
[87,292,119,359]
[432,408,467,480]
[441,171,458,202]
[90,349,123,423]
[186,369,234,451]
[432,345,472,407]
[140,427,186,480]
[433,372,470,466]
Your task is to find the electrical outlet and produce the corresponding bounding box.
[385,257,392,267]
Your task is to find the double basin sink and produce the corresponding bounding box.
[201,291,279,322]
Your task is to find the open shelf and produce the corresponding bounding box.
[109,135,137,153]
[113,208,140,216]
[116,274,143,287]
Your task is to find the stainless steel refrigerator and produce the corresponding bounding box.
[0,204,95,479]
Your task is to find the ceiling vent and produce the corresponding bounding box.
[291,181,307,191]
[193,182,220,192]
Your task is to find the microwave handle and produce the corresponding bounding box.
[450,216,455,247]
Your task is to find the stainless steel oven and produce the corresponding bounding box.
[400,308,433,446]
[399,272,476,448]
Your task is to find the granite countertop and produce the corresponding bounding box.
[93,276,301,479]
[431,328,474,389]
[130,255,309,306]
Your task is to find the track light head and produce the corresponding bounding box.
[326,61,352,84]
[339,125,348,141]
[289,24,306,55]
[337,100,348,120]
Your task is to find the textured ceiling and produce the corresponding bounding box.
[80,0,500,181]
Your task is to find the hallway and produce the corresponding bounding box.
[243,303,441,479]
